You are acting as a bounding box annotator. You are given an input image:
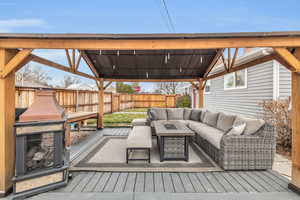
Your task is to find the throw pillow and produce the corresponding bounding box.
[225,123,246,136]
[183,108,192,120]
[233,116,265,135]
[217,112,236,132]
[200,110,206,122]
[149,110,157,121]
[190,109,201,121]
[167,108,184,120]
[151,108,168,120]
[203,111,219,127]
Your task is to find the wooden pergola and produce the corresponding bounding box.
[0,31,300,196]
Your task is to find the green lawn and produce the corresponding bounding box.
[122,108,148,112]
[86,111,147,127]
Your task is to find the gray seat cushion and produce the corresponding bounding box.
[127,126,152,148]
[190,109,201,121]
[189,121,224,149]
[131,118,148,126]
[203,111,219,128]
[217,112,236,132]
[167,108,184,120]
[151,120,189,127]
[233,116,265,135]
[151,108,167,120]
[183,108,192,120]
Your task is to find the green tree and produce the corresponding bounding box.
[116,82,135,94]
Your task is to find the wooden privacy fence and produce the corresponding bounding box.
[15,87,179,113]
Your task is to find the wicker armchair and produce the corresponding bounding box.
[194,123,275,170]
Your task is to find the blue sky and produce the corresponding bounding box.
[1,0,300,91]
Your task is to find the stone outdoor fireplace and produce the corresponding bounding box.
[13,90,68,199]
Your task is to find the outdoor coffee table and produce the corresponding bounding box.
[153,121,195,162]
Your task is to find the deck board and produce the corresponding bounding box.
[57,170,290,195]
[154,173,164,192]
[162,173,175,192]
[93,172,111,192]
[82,172,103,192]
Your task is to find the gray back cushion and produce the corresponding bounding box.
[151,108,167,120]
[183,108,192,120]
[190,109,202,121]
[233,116,265,135]
[217,112,236,132]
[203,111,219,128]
[200,110,206,122]
[167,108,184,120]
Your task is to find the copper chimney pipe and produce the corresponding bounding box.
[19,90,65,122]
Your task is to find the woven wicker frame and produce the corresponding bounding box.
[192,123,275,170]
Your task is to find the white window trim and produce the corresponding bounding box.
[204,80,211,94]
[224,69,248,90]
[273,61,280,100]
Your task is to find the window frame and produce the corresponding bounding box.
[224,69,247,90]
[204,80,211,94]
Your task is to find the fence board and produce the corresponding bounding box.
[15,87,179,113]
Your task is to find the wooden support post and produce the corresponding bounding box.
[0,49,17,196]
[289,48,300,194]
[97,79,104,129]
[198,79,204,108]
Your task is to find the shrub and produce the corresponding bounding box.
[261,98,292,154]
[176,95,191,108]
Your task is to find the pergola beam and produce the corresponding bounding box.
[104,81,112,90]
[103,78,198,82]
[273,48,300,72]
[31,55,98,80]
[0,49,32,78]
[81,50,99,78]
[2,36,300,50]
[204,54,276,80]
[203,49,224,77]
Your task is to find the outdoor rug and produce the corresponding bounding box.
[71,136,222,172]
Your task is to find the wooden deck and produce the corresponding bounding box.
[57,170,290,194]
[19,128,298,199]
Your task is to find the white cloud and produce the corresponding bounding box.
[0,18,47,32]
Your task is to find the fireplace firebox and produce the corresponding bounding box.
[13,91,69,199]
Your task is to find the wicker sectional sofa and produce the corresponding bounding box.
[147,108,276,170]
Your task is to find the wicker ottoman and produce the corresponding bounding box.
[131,118,148,126]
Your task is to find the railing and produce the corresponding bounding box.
[15,87,178,113]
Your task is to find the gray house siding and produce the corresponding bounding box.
[277,61,291,98]
[204,60,274,118]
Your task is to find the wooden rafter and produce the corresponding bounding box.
[104,81,112,90]
[81,50,99,78]
[1,49,33,78]
[230,48,239,69]
[190,82,199,90]
[201,80,207,90]
[273,48,300,72]
[204,54,275,80]
[227,48,231,69]
[31,54,98,80]
[104,78,198,82]
[72,49,76,70]
[203,49,224,77]
[221,50,228,71]
[65,49,72,68]
[75,51,82,71]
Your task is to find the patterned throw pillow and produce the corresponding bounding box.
[225,122,246,136]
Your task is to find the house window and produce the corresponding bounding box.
[224,69,247,90]
[204,80,211,94]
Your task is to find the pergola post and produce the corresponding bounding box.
[198,79,204,108]
[0,49,17,196]
[289,49,300,193]
[97,79,104,129]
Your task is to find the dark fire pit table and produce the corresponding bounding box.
[153,121,195,162]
